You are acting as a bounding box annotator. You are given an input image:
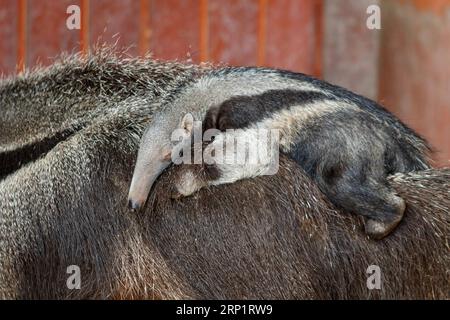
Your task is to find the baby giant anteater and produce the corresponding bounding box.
[128,67,431,239]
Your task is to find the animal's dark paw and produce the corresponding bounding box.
[364,195,406,240]
[364,211,405,240]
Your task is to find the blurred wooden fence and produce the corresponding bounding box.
[0,0,323,75]
[0,0,448,166]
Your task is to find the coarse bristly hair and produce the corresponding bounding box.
[131,65,432,240]
[0,48,448,299]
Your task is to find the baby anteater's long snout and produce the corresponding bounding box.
[127,160,170,212]
[128,171,158,212]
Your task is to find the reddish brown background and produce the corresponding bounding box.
[0,0,448,166]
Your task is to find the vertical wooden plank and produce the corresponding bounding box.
[0,0,18,75]
[139,0,151,56]
[90,0,140,56]
[17,0,27,72]
[81,0,90,54]
[313,0,323,78]
[265,0,317,74]
[150,0,200,62]
[199,0,209,62]
[28,0,81,67]
[209,0,259,65]
[257,0,268,66]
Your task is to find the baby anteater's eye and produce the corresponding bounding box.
[179,149,184,158]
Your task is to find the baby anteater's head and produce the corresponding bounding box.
[128,112,196,211]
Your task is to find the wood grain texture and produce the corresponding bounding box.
[90,0,140,56]
[0,0,17,75]
[209,0,258,65]
[28,0,81,67]
[150,0,200,62]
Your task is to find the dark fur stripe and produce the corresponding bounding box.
[0,128,79,179]
[209,66,431,155]
[204,89,333,131]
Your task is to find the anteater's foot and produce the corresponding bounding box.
[364,196,406,240]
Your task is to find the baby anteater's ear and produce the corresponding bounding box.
[181,113,194,135]
[203,106,220,133]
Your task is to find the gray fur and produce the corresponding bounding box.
[0,52,448,299]
[0,48,210,298]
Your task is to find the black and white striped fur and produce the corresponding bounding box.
[130,67,431,239]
